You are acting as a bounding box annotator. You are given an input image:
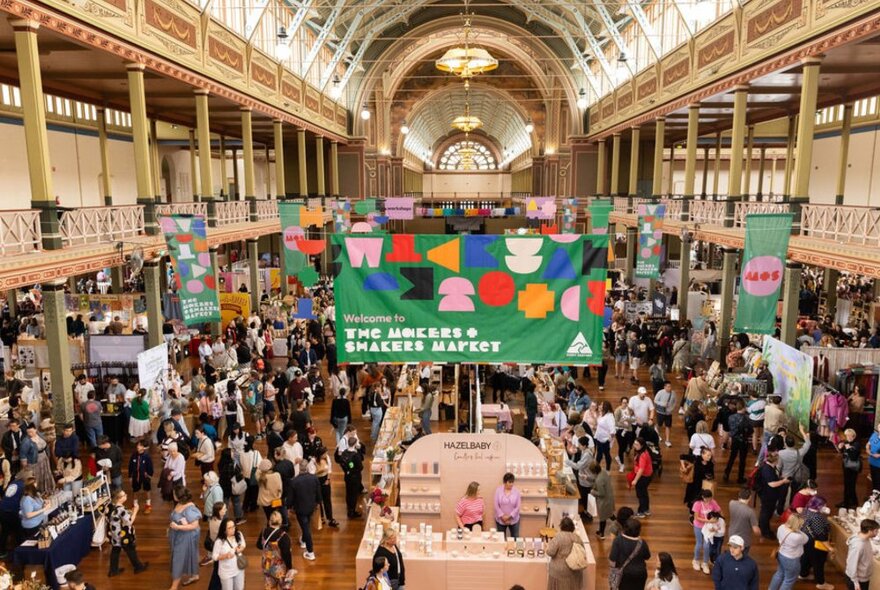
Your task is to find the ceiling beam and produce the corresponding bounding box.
[318,8,364,91]
[301,0,346,79]
[283,0,317,48]
[627,3,662,59]
[670,0,695,38]
[594,2,636,75]
[244,0,272,42]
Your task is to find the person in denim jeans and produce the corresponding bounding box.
[80,392,103,449]
[769,514,809,590]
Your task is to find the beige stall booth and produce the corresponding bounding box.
[356,433,595,590]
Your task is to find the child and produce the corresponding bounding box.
[128,439,154,514]
[702,511,726,564]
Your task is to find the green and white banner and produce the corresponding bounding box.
[734,213,794,334]
[635,203,666,279]
[588,199,613,235]
[158,215,220,326]
[334,234,608,364]
[279,201,321,287]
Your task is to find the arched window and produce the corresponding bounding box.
[438,139,497,171]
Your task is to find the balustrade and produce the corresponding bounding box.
[689,200,727,225]
[155,203,208,219]
[800,204,880,247]
[733,202,791,227]
[0,209,41,256]
[59,205,144,247]
[215,201,250,226]
[660,198,682,220]
[254,200,279,221]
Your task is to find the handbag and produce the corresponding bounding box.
[609,539,643,590]
[231,476,247,496]
[679,462,694,483]
[701,479,716,494]
[770,531,792,560]
[565,540,589,571]
[843,453,862,472]
[236,553,248,570]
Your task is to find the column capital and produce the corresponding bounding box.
[785,261,804,270]
[655,116,665,122]
[9,19,40,32]
[273,118,283,124]
[688,103,701,110]
[801,55,824,66]
[194,88,209,97]
[246,238,259,244]
[630,124,640,131]
[240,106,252,113]
[612,132,621,137]
[125,62,146,73]
[732,84,750,93]
[41,280,67,290]
[721,247,739,255]
[297,128,307,135]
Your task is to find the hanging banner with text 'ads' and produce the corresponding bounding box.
[635,203,666,279]
[734,213,794,334]
[334,234,608,364]
[158,215,220,326]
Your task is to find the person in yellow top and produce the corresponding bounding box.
[684,370,717,409]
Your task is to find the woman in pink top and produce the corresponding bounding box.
[494,473,521,538]
[691,488,720,573]
[455,481,485,530]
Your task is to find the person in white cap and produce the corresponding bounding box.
[711,534,759,590]
[628,387,655,432]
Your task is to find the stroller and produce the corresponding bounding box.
[645,441,663,478]
[307,366,325,402]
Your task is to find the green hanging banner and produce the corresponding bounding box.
[334,234,608,364]
[733,213,795,334]
[588,199,613,235]
[278,201,322,287]
[158,215,220,326]
[635,203,666,279]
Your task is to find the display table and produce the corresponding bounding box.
[829,518,880,587]
[101,409,125,444]
[482,404,513,431]
[13,515,93,589]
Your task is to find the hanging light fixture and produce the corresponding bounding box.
[400,120,410,135]
[330,75,342,99]
[524,118,534,134]
[435,15,498,79]
[576,88,588,110]
[451,80,483,133]
[275,26,291,61]
[360,104,371,120]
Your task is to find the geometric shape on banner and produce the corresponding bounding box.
[191,264,208,279]
[354,199,377,215]
[741,255,784,297]
[370,213,390,225]
[296,267,319,287]
[198,253,211,267]
[400,267,434,300]
[540,223,558,234]
[543,249,577,280]
[565,332,593,357]
[285,249,307,272]
[438,277,475,312]
[517,283,555,319]
[300,207,323,227]
[582,241,608,274]
[351,222,373,233]
[426,238,460,273]
[504,238,543,274]
[176,216,193,233]
[293,297,317,319]
[204,273,216,290]
[478,271,515,307]
[541,200,558,217]
[549,235,579,243]
[386,234,422,263]
[344,237,383,268]
[186,279,204,294]
[464,235,498,268]
[177,261,191,276]
[363,272,400,291]
[158,216,177,234]
[294,238,326,256]
[560,285,581,321]
[329,243,343,277]
[587,280,606,316]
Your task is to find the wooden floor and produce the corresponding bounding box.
[9,368,856,590]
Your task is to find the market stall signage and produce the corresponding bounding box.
[334,234,608,364]
[158,215,220,326]
[734,213,794,334]
[635,203,666,279]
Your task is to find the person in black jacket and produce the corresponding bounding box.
[1,419,22,475]
[330,387,352,444]
[339,438,364,519]
[757,452,790,538]
[373,528,405,590]
[290,470,322,560]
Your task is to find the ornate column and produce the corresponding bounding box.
[625,226,637,284]
[678,237,691,323]
[757,147,767,198]
[684,105,700,199]
[97,107,113,205]
[835,102,854,205]
[701,147,710,198]
[329,141,340,196]
[743,124,755,197]
[150,118,162,201]
[241,108,257,219]
[126,63,157,235]
[142,260,163,349]
[649,118,665,198]
[727,87,749,205]
[610,133,621,196]
[189,128,199,201]
[793,57,822,203]
[231,149,239,200]
[781,262,803,347]
[315,136,326,197]
[247,239,260,312]
[219,135,227,200]
[783,115,797,197]
[596,139,607,195]
[712,132,722,197]
[42,282,74,425]
[13,20,61,249]
[195,90,215,209]
[628,126,640,198]
[297,129,308,197]
[718,248,739,362]
[667,144,675,196]
[273,120,285,199]
[824,268,840,317]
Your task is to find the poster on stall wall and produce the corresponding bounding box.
[635,203,666,279]
[762,336,812,429]
[334,234,608,364]
[734,213,794,334]
[137,342,169,391]
[158,215,221,325]
[219,293,251,328]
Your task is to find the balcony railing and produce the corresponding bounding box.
[215,201,250,226]
[59,205,144,248]
[800,204,880,247]
[0,209,41,256]
[255,200,279,221]
[690,200,727,225]
[660,198,683,220]
[612,197,629,213]
[733,202,791,227]
[155,202,208,219]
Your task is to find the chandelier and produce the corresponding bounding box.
[435,16,498,78]
[457,138,477,170]
[451,80,483,133]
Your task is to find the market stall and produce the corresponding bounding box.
[829,511,880,588]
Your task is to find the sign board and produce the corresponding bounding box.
[137,343,169,391]
[762,336,813,429]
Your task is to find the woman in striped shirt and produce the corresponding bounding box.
[455,481,485,530]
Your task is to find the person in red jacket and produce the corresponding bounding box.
[628,437,654,518]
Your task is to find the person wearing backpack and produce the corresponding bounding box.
[547,516,585,590]
[340,437,365,519]
[724,400,753,484]
[256,510,295,590]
